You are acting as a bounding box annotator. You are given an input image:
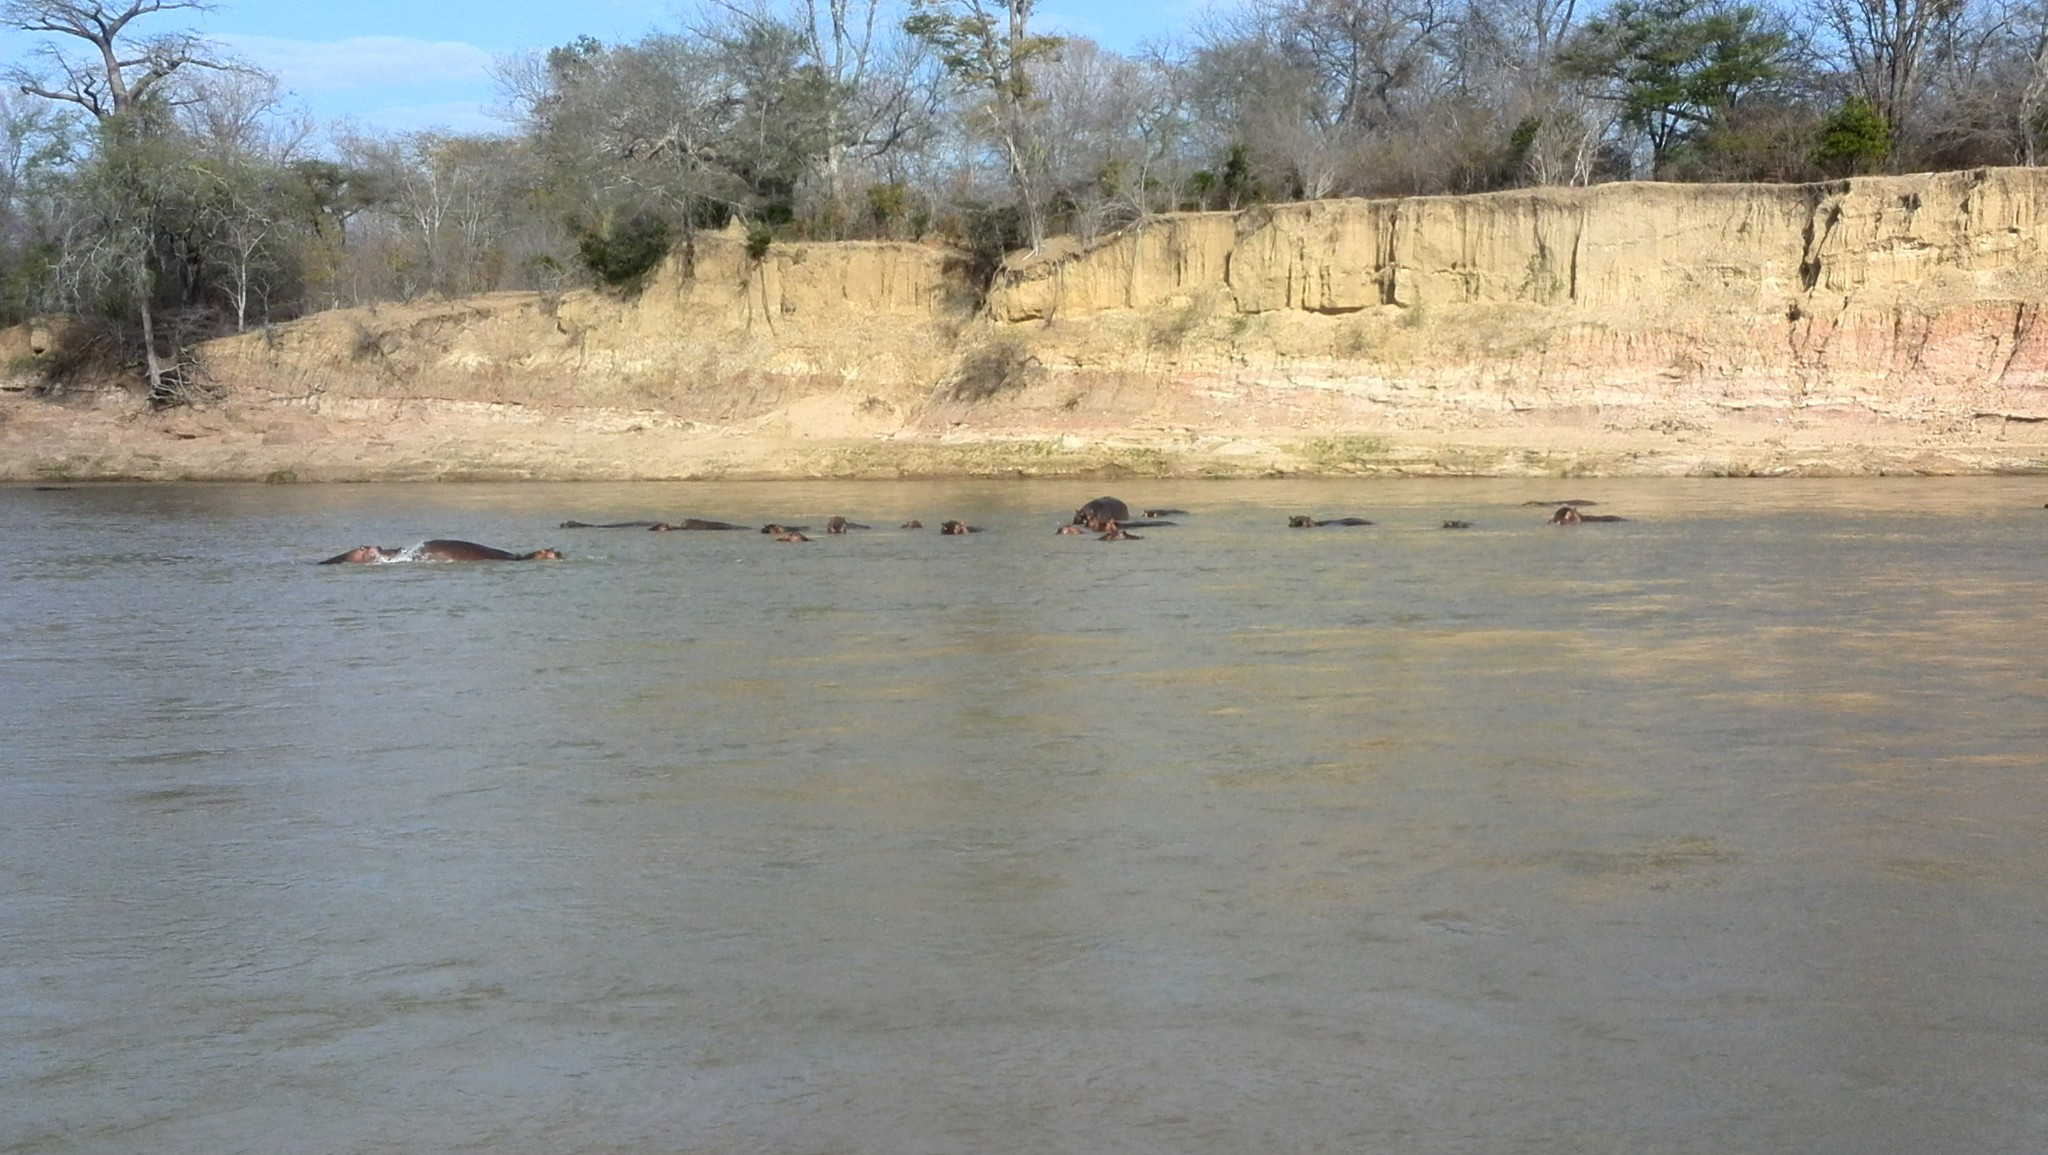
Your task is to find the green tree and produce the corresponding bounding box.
[1558,0,1788,177]
[51,109,203,399]
[1813,95,1890,175]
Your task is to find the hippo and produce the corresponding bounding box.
[760,523,811,535]
[1441,520,1472,529]
[1288,516,1373,527]
[1094,517,1177,530]
[650,519,748,531]
[1098,523,1142,541]
[939,520,980,535]
[824,516,870,534]
[560,518,748,530]
[319,545,399,564]
[1521,499,1598,507]
[1550,506,1626,524]
[775,531,812,542]
[415,540,563,561]
[320,540,562,564]
[1144,508,1188,517]
[1055,524,1086,535]
[901,520,924,529]
[1073,497,1131,526]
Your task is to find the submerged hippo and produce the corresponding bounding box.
[824,516,871,534]
[1521,499,1598,507]
[775,531,812,542]
[1440,520,1473,529]
[416,540,563,561]
[320,540,563,564]
[1073,496,1131,526]
[650,519,748,531]
[1055,524,1087,535]
[939,520,980,535]
[1288,516,1374,527]
[1144,508,1189,517]
[560,518,747,531]
[1550,506,1626,524]
[1098,522,1142,541]
[759,523,811,535]
[901,520,924,529]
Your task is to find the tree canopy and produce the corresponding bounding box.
[7,0,2048,398]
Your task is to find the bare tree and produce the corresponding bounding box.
[2002,0,2048,163]
[1250,0,1461,134]
[6,1,251,397]
[173,68,309,163]
[6,1,241,121]
[700,0,941,225]
[904,0,1064,248]
[1814,0,1964,157]
[1036,40,1191,236]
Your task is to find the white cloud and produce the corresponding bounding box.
[216,34,496,92]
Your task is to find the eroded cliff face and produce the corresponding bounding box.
[8,171,2048,481]
[907,167,2048,476]
[993,168,2048,316]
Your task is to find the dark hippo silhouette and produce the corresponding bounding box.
[1073,496,1131,526]
[824,516,871,533]
[1288,516,1373,527]
[1440,520,1472,529]
[560,518,747,530]
[759,523,812,534]
[415,540,563,560]
[1098,523,1142,541]
[939,520,980,534]
[651,519,748,531]
[321,540,562,564]
[901,520,924,529]
[1550,507,1626,524]
[1144,508,1188,517]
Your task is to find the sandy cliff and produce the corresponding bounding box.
[8,169,2048,481]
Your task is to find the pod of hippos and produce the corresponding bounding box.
[324,497,1628,562]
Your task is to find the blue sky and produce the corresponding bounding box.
[5,0,1206,136]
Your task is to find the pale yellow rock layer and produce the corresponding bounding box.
[6,172,2048,481]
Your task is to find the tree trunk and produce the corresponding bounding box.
[137,285,166,399]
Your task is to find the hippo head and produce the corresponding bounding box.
[320,545,393,564]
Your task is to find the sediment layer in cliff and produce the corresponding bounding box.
[8,170,2048,480]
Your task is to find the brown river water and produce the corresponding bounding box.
[3,478,2046,1154]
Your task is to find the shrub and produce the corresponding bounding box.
[573,213,674,290]
[1814,98,1890,177]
